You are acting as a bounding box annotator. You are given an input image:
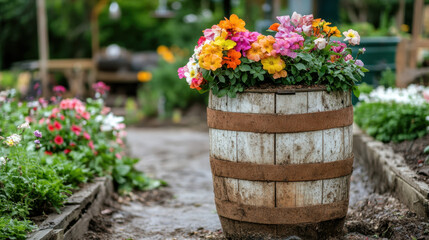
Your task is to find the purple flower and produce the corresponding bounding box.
[34,140,40,144]
[355,60,364,67]
[275,16,295,37]
[231,31,260,56]
[34,130,42,138]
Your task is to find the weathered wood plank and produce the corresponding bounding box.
[210,129,237,162]
[277,181,323,207]
[239,180,275,207]
[323,128,345,162]
[322,91,345,111]
[209,92,228,111]
[276,131,323,164]
[227,93,275,113]
[322,176,348,204]
[276,92,308,114]
[344,125,353,158]
[237,132,274,164]
[307,91,324,113]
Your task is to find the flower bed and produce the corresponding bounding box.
[354,84,429,183]
[0,84,165,239]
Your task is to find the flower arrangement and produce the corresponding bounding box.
[178,12,368,97]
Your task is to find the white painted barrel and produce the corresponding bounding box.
[207,87,353,239]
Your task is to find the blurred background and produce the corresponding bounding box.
[0,0,426,125]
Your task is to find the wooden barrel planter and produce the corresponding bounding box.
[207,86,354,239]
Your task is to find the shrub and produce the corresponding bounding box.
[354,102,429,142]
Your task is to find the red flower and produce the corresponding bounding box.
[48,124,55,132]
[54,121,62,130]
[83,132,91,140]
[45,151,53,155]
[54,135,64,145]
[64,149,71,154]
[71,125,82,135]
[70,142,77,147]
[88,141,94,150]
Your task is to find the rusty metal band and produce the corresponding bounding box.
[215,198,349,225]
[206,106,353,133]
[210,156,354,182]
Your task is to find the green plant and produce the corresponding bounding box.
[0,216,34,240]
[354,102,429,142]
[357,82,374,95]
[379,68,396,88]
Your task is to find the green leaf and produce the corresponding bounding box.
[218,88,228,97]
[424,146,429,154]
[218,75,225,83]
[242,73,248,83]
[295,63,306,71]
[239,64,251,71]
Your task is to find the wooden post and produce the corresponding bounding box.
[36,0,49,97]
[410,0,424,68]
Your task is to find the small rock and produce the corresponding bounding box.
[112,212,125,223]
[101,208,113,215]
[417,166,429,176]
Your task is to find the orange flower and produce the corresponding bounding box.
[246,42,263,62]
[218,14,246,33]
[222,49,242,69]
[324,26,341,37]
[269,23,280,32]
[259,35,275,55]
[273,70,287,79]
[199,54,223,71]
[200,43,222,57]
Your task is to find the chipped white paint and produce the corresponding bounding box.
[276,131,323,164]
[322,176,349,204]
[308,91,324,113]
[237,132,274,164]
[277,181,323,207]
[344,125,353,158]
[323,128,344,162]
[209,129,236,162]
[276,92,307,114]
[227,92,275,113]
[209,91,228,111]
[239,180,275,207]
[322,91,345,111]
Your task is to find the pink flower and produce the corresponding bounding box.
[116,137,124,145]
[178,67,187,79]
[197,36,206,47]
[88,141,95,150]
[101,107,111,115]
[115,153,122,160]
[273,32,304,58]
[83,132,91,140]
[54,135,64,145]
[114,123,126,130]
[203,25,222,40]
[81,112,90,120]
[331,41,347,53]
[275,16,295,38]
[54,121,62,130]
[355,60,364,67]
[71,125,82,135]
[92,82,110,95]
[423,90,429,102]
[231,31,260,55]
[53,85,66,95]
[344,54,353,61]
[64,149,71,154]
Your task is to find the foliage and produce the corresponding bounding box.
[354,102,429,142]
[179,13,368,98]
[378,68,396,88]
[0,216,34,240]
[357,82,374,95]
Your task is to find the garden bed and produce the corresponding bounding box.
[27,177,113,240]
[353,124,429,219]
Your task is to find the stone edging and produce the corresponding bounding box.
[353,124,429,219]
[27,177,113,240]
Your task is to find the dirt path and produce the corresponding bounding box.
[85,128,428,240]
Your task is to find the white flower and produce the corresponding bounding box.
[184,61,200,85]
[0,157,6,166]
[343,29,360,45]
[100,113,125,132]
[302,25,312,35]
[291,12,302,26]
[3,134,21,146]
[17,122,30,130]
[359,84,429,106]
[314,37,327,50]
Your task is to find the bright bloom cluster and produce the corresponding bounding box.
[178,12,366,94]
[359,84,429,106]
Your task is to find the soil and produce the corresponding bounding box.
[83,128,429,240]
[389,134,429,184]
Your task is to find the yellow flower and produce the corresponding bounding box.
[261,56,286,74]
[200,43,222,57]
[213,36,236,51]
